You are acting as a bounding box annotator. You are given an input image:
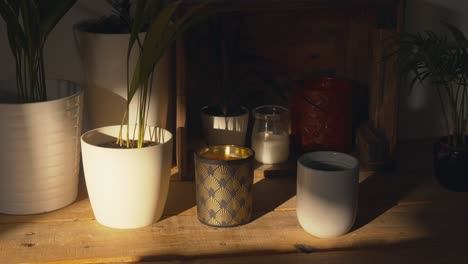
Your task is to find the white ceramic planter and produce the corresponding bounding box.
[0,79,83,215]
[74,26,172,130]
[81,125,173,229]
[296,151,360,238]
[200,106,249,146]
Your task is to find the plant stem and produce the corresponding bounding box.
[444,82,459,145]
[39,48,47,101]
[15,52,23,102]
[462,78,468,145]
[437,86,451,141]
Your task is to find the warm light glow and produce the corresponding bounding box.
[252,132,289,164]
[197,145,253,161]
[225,145,230,158]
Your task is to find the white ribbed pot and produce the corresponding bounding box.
[74,25,172,130]
[81,125,173,229]
[0,79,83,215]
[201,106,249,146]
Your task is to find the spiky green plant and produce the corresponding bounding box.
[0,0,77,103]
[397,24,468,146]
[107,0,210,148]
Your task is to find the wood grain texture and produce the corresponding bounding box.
[245,9,348,75]
[1,140,468,263]
[34,247,468,264]
[1,204,468,263]
[344,8,373,83]
[367,0,405,165]
[176,36,188,181]
[140,247,468,264]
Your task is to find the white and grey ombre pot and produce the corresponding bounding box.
[200,106,249,146]
[296,151,360,238]
[81,125,173,229]
[0,79,83,215]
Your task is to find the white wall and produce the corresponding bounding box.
[399,0,468,138]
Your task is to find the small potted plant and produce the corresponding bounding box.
[198,15,249,146]
[397,24,468,191]
[80,0,209,229]
[197,15,286,146]
[0,0,81,214]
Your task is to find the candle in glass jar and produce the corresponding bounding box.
[252,132,289,164]
[198,145,249,161]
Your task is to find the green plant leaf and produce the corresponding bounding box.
[395,24,468,146]
[128,0,148,49]
[0,1,16,22]
[446,23,468,46]
[121,0,212,147]
[125,0,164,69]
[39,0,77,39]
[0,0,75,102]
[143,0,164,29]
[128,0,212,102]
[20,0,41,53]
[128,0,182,102]
[125,0,147,92]
[0,1,24,54]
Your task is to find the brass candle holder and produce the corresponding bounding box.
[194,145,254,227]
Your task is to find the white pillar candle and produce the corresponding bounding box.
[252,132,289,164]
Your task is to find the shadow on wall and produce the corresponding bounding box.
[0,21,15,79]
[399,0,468,139]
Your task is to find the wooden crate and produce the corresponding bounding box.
[176,0,405,180]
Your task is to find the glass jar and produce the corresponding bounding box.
[251,105,290,164]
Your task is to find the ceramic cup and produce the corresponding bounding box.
[296,151,359,238]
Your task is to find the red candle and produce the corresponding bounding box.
[291,77,353,153]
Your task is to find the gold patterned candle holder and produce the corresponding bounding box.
[194,145,254,227]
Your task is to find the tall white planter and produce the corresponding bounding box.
[0,80,83,215]
[201,106,249,146]
[74,27,172,130]
[81,125,173,229]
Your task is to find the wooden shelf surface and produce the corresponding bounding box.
[1,140,468,263]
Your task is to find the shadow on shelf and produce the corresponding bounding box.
[351,171,420,233]
[160,181,197,221]
[251,176,296,221]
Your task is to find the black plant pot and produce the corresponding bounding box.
[433,137,468,192]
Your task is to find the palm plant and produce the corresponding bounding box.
[107,0,210,148]
[0,0,77,103]
[397,24,468,147]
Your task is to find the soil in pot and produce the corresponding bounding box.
[99,141,159,148]
[434,137,468,192]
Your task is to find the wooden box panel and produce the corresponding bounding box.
[176,0,404,179]
[245,10,347,75]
